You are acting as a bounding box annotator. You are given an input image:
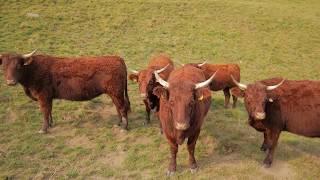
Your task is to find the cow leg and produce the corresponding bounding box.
[232,94,238,108]
[143,99,151,125]
[23,87,38,101]
[155,112,163,134]
[260,132,268,152]
[187,129,200,173]
[263,129,281,168]
[223,88,231,108]
[49,113,53,128]
[167,141,178,176]
[110,95,128,130]
[38,97,52,134]
[114,108,122,126]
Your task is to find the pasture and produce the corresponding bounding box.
[0,0,320,179]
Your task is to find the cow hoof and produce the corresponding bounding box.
[121,126,128,131]
[166,170,175,176]
[38,130,47,134]
[260,146,267,152]
[190,167,198,174]
[263,159,272,168]
[263,163,271,168]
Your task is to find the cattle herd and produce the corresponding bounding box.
[0,50,319,175]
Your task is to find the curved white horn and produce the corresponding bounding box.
[195,70,218,89]
[198,61,207,67]
[130,69,139,74]
[22,49,37,59]
[266,79,285,91]
[155,64,170,74]
[231,75,247,90]
[154,70,169,88]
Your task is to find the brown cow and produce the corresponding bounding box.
[153,65,216,175]
[231,76,320,168]
[129,54,174,124]
[189,62,240,108]
[0,50,130,133]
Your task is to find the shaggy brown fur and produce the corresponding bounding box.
[232,78,320,167]
[189,63,240,108]
[129,54,174,125]
[0,52,130,133]
[153,65,212,175]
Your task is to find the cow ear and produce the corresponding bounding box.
[153,86,169,100]
[231,87,245,98]
[129,73,139,82]
[195,88,211,101]
[23,57,34,66]
[266,91,279,103]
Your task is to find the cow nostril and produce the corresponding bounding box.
[175,123,190,130]
[255,112,266,120]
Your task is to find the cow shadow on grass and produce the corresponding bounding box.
[198,97,320,171]
[52,98,121,130]
[55,96,156,131]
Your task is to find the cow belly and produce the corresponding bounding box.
[56,78,103,101]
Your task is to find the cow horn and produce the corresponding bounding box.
[155,64,170,74]
[231,75,247,90]
[154,69,169,88]
[130,69,139,74]
[22,49,37,59]
[195,70,218,89]
[198,61,207,67]
[266,79,285,91]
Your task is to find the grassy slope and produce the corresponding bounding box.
[0,0,320,179]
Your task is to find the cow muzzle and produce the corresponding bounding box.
[175,122,190,130]
[255,112,266,120]
[6,79,17,86]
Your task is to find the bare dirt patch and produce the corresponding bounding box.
[99,150,126,168]
[98,104,117,117]
[260,160,296,179]
[131,136,153,146]
[48,125,77,137]
[66,135,95,149]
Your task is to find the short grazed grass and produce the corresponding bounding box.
[0,0,320,179]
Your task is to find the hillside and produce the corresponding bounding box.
[0,0,320,179]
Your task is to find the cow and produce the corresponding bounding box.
[129,54,174,125]
[188,61,240,108]
[153,65,216,175]
[231,76,320,168]
[0,50,131,133]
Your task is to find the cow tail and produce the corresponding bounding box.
[124,71,131,113]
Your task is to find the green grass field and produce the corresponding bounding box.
[1,0,320,179]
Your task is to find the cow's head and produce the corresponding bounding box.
[129,64,170,99]
[153,69,216,131]
[0,50,37,86]
[231,76,284,121]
